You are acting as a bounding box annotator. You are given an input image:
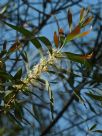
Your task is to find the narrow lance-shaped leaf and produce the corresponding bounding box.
[38,36,52,54]
[67,68,74,88]
[80,52,93,59]
[75,26,92,39]
[3,21,43,52]
[0,70,14,81]
[63,52,91,67]
[89,124,97,131]
[32,104,42,124]
[82,16,93,28]
[68,9,72,32]
[65,26,92,44]
[46,81,54,119]
[84,98,96,114]
[30,38,43,56]
[14,102,24,120]
[0,6,7,14]
[0,59,3,68]
[80,8,85,22]
[3,21,32,37]
[21,51,28,63]
[83,7,91,19]
[64,25,80,44]
[86,92,102,101]
[59,28,65,46]
[54,31,59,48]
[14,68,22,80]
[9,41,21,52]
[3,40,7,50]
[93,130,102,133]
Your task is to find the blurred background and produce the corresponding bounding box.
[0,0,102,136]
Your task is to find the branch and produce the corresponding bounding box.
[40,80,88,136]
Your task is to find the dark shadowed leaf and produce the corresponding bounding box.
[4,90,14,104]
[93,130,102,133]
[38,36,52,54]
[68,9,72,32]
[3,21,43,53]
[85,98,96,114]
[21,51,28,63]
[14,102,24,120]
[8,112,23,127]
[31,38,42,51]
[86,92,102,101]
[14,68,22,80]
[3,40,7,50]
[89,124,97,131]
[32,104,42,125]
[0,70,13,81]
[67,68,74,88]
[3,21,32,36]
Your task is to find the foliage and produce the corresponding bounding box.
[0,1,102,136]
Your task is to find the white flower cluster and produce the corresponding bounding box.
[23,49,62,86]
[12,49,63,91]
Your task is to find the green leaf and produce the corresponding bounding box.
[38,36,52,54]
[80,8,85,22]
[8,112,22,127]
[14,68,22,80]
[89,124,97,131]
[64,26,92,45]
[3,21,32,37]
[86,92,102,101]
[63,52,91,67]
[32,104,42,125]
[21,51,28,63]
[3,21,43,53]
[31,38,43,56]
[93,130,102,133]
[80,7,90,24]
[93,73,102,83]
[14,101,24,120]
[67,68,74,88]
[64,25,80,44]
[0,6,7,14]
[46,81,54,119]
[0,70,13,81]
[76,26,92,38]
[85,98,96,114]
[82,16,93,28]
[60,36,65,47]
[4,90,14,104]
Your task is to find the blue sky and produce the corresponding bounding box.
[0,0,102,135]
